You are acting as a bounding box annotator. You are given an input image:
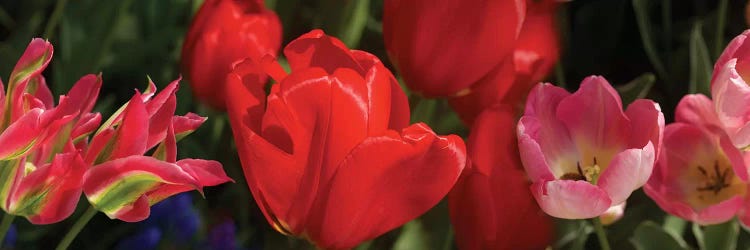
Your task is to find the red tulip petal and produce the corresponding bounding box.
[226,68,303,233]
[515,0,560,82]
[352,50,410,131]
[449,104,553,249]
[351,50,410,133]
[448,57,517,126]
[306,123,466,249]
[383,0,525,97]
[283,29,364,75]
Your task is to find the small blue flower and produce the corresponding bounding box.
[2,224,16,248]
[208,221,242,250]
[115,226,162,250]
[147,193,200,242]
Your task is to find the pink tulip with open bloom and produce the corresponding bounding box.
[644,94,749,225]
[81,80,232,222]
[517,76,664,219]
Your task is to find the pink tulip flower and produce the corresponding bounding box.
[645,94,748,225]
[517,76,664,219]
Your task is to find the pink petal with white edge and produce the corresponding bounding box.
[597,142,655,205]
[712,30,750,85]
[531,180,611,219]
[712,59,750,147]
[521,83,578,178]
[517,116,556,180]
[600,202,626,225]
[625,99,664,156]
[556,76,630,157]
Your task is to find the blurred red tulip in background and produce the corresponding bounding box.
[449,0,562,125]
[449,104,553,250]
[182,0,282,110]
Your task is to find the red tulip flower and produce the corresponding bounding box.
[449,105,553,250]
[383,0,526,98]
[226,30,467,249]
[182,0,282,110]
[448,0,562,125]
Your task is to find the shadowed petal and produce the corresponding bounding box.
[307,123,466,249]
[531,180,611,219]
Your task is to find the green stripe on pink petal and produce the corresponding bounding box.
[0,159,23,212]
[88,93,148,164]
[82,156,202,222]
[8,153,85,224]
[3,38,53,130]
[0,109,44,160]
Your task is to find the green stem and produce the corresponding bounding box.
[714,0,728,59]
[554,62,567,89]
[56,206,97,250]
[43,0,69,39]
[0,214,15,246]
[442,226,454,250]
[592,217,611,250]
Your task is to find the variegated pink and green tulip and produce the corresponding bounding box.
[81,81,231,222]
[0,39,103,224]
[517,76,664,219]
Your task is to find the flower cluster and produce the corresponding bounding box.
[0,38,230,226]
[644,30,750,226]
